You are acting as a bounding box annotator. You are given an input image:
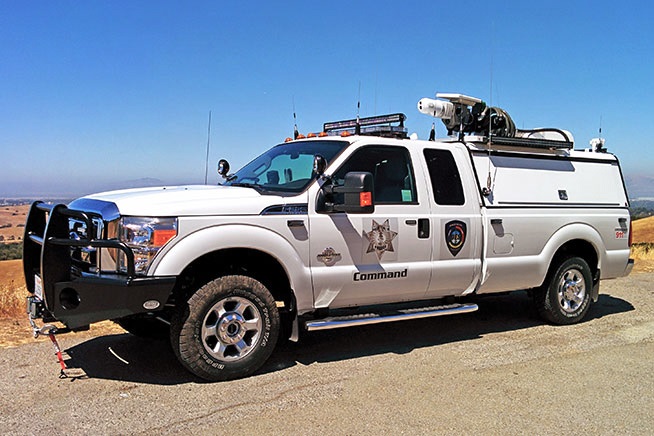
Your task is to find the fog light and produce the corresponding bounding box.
[143,300,160,310]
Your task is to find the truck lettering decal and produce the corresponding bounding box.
[445,220,466,256]
[615,229,627,239]
[353,269,408,281]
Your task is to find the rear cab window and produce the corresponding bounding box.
[423,149,465,206]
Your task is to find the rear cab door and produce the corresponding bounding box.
[419,143,484,298]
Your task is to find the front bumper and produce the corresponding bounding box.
[26,274,176,329]
[23,201,176,329]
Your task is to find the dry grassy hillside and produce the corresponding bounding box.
[631,215,654,273]
[632,215,654,244]
[0,259,25,322]
[0,204,29,243]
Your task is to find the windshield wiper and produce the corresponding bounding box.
[230,182,261,189]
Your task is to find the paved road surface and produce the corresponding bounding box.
[1,273,653,435]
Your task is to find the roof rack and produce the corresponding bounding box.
[485,135,573,150]
[323,113,408,139]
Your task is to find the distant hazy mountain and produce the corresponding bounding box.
[624,174,654,200]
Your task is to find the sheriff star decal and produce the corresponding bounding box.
[364,219,398,260]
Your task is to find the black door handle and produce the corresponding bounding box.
[418,218,430,238]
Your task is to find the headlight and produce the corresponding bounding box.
[116,217,178,274]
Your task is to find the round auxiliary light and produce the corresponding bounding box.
[143,300,161,310]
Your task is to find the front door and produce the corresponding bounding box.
[308,144,433,309]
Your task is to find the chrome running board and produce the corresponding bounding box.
[305,303,478,332]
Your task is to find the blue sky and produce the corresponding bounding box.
[1,1,653,197]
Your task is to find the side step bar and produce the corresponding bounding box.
[305,303,478,332]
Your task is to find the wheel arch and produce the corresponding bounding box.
[150,224,312,337]
[541,224,603,300]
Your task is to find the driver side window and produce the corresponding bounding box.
[333,146,417,204]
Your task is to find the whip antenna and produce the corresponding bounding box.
[204,110,212,185]
[484,23,495,197]
[293,96,299,140]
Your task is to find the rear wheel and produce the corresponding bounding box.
[534,256,592,325]
[171,275,279,381]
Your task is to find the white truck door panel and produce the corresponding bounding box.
[308,144,433,308]
[421,147,483,298]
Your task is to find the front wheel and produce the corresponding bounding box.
[171,275,280,381]
[534,256,593,325]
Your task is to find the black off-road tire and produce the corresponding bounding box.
[170,275,280,381]
[534,256,593,325]
[114,314,170,340]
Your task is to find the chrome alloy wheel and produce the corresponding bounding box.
[557,268,586,313]
[201,296,263,362]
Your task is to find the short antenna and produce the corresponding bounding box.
[429,122,436,141]
[293,96,299,140]
[204,110,212,185]
[355,81,361,135]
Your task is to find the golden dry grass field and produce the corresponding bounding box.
[631,215,654,273]
[633,215,654,243]
[0,204,29,243]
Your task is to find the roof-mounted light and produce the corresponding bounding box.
[323,113,408,139]
[324,113,405,131]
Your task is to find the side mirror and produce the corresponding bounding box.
[217,159,230,179]
[317,171,375,214]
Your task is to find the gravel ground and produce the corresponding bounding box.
[1,273,652,435]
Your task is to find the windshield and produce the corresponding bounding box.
[224,140,348,194]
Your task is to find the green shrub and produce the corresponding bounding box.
[0,243,22,261]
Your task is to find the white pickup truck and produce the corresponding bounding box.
[24,93,634,381]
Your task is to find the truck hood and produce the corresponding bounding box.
[71,185,291,217]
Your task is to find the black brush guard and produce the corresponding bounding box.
[23,201,176,330]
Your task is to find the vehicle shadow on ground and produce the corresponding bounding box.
[268,292,634,371]
[63,292,634,385]
[64,335,196,385]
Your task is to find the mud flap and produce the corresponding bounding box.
[591,268,601,302]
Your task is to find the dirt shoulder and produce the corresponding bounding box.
[0,273,652,434]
